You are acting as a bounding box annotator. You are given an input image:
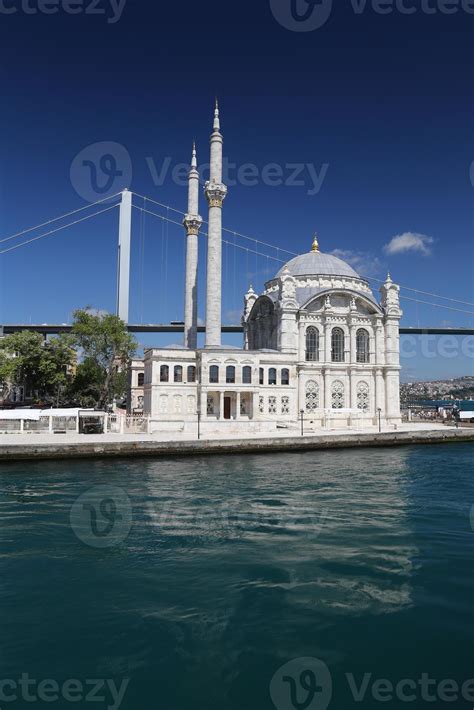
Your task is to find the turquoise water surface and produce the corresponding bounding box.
[1,444,473,709]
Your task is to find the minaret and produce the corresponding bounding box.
[183,142,202,349]
[204,100,227,348]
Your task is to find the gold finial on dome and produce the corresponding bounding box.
[311,233,320,252]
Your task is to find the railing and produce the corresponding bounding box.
[107,414,150,434]
[0,412,150,435]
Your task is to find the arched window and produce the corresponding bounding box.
[174,365,183,383]
[357,382,370,412]
[226,366,236,384]
[160,365,169,383]
[137,373,144,387]
[331,380,345,409]
[305,380,319,412]
[281,368,290,386]
[356,329,370,363]
[259,368,264,385]
[187,365,196,383]
[209,366,219,384]
[331,328,345,362]
[268,368,277,385]
[306,327,319,361]
[242,366,252,384]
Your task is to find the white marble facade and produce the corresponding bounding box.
[142,106,403,433]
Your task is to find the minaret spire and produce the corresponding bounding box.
[183,141,202,349]
[205,100,227,348]
[213,98,220,132]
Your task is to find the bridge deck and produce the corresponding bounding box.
[1,325,473,336]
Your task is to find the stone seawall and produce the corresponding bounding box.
[1,428,473,462]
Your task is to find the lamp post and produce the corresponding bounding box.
[377,407,382,433]
[300,409,304,437]
[197,405,201,440]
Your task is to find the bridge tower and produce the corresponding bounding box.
[116,188,132,323]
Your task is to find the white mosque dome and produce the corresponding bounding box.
[277,247,359,280]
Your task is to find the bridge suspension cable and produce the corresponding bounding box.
[131,192,474,308]
[2,191,473,319]
[0,192,122,246]
[0,204,120,255]
[132,204,474,318]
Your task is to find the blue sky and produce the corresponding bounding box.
[0,0,473,380]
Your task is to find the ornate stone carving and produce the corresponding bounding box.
[183,214,203,235]
[204,181,227,208]
[380,274,402,316]
[243,285,258,320]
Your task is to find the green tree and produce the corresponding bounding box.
[0,331,75,405]
[71,309,137,409]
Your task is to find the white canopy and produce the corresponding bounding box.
[0,408,93,421]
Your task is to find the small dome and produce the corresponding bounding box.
[277,250,359,279]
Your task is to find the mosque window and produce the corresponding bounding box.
[159,395,168,413]
[331,381,345,409]
[259,368,264,385]
[209,366,219,384]
[268,368,277,385]
[281,396,290,415]
[331,328,345,363]
[187,395,196,414]
[174,365,183,383]
[305,327,319,361]
[242,366,252,384]
[226,366,236,384]
[187,365,196,383]
[160,365,169,383]
[137,373,144,387]
[268,396,277,414]
[357,382,370,412]
[173,395,182,413]
[305,380,319,412]
[259,396,264,414]
[281,368,290,386]
[356,329,370,363]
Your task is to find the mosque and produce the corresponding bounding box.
[141,104,403,434]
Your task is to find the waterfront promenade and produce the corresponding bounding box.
[1,423,472,461]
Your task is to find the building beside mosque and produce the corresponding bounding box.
[142,104,403,434]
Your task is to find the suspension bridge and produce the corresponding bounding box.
[1,189,473,337]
